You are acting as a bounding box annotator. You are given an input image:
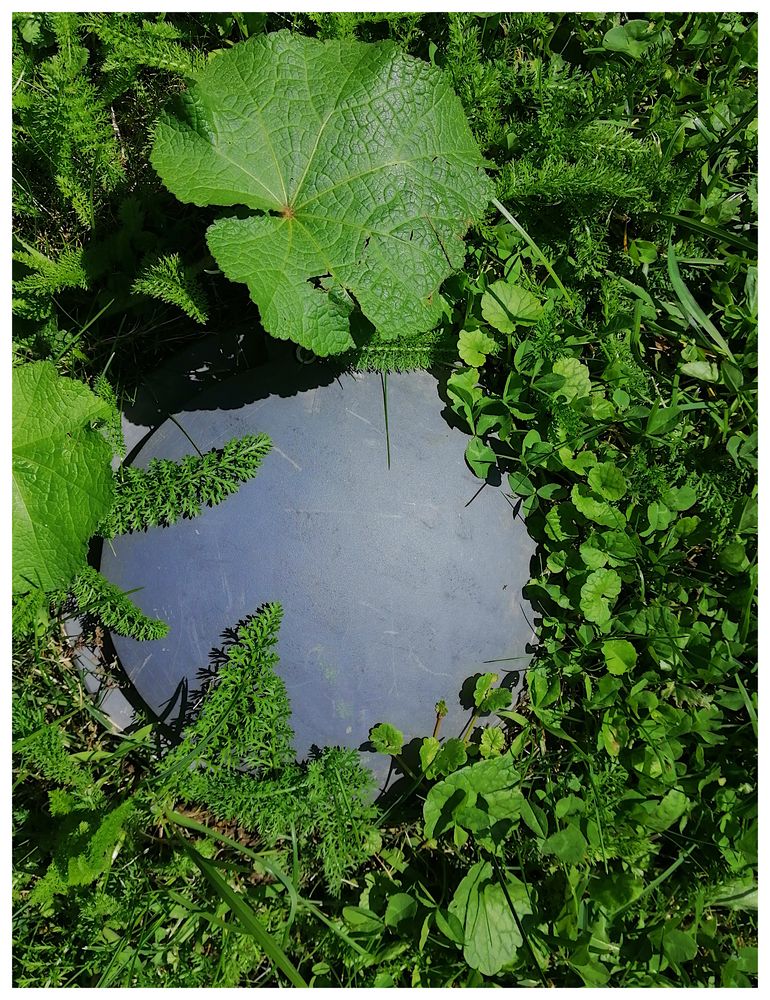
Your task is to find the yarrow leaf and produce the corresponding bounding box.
[151,32,492,355]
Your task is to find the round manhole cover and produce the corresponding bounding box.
[100,359,536,785]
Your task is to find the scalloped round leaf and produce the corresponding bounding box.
[481,280,543,333]
[431,738,468,777]
[479,727,505,758]
[13,362,114,593]
[151,32,493,355]
[602,638,637,675]
[587,462,627,501]
[552,357,591,402]
[572,484,626,529]
[458,328,498,367]
[369,722,404,756]
[579,568,622,626]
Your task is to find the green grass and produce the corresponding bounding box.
[12,11,756,988]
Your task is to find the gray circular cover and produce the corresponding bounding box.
[101,360,535,785]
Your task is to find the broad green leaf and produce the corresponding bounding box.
[662,927,698,966]
[718,540,750,575]
[369,723,403,756]
[629,789,689,832]
[423,753,521,840]
[589,871,643,911]
[645,501,676,533]
[580,569,622,626]
[587,462,627,501]
[483,688,513,713]
[446,367,481,429]
[13,362,114,593]
[343,906,384,932]
[481,280,543,333]
[435,907,465,945]
[552,357,591,402]
[558,447,597,474]
[465,436,497,479]
[602,20,658,59]
[419,736,440,773]
[152,33,492,355]
[680,360,720,382]
[473,672,498,707]
[384,892,417,928]
[458,328,498,367]
[579,539,608,570]
[707,877,758,911]
[602,639,637,675]
[661,485,697,511]
[572,484,626,529]
[542,824,588,865]
[448,861,531,976]
[420,737,468,778]
[479,727,505,757]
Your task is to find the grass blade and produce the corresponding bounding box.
[491,196,577,310]
[666,242,734,360]
[658,213,757,255]
[182,841,308,988]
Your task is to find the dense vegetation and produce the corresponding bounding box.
[12,12,757,987]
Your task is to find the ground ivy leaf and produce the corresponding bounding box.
[587,462,627,501]
[13,362,114,593]
[552,357,591,402]
[481,280,543,333]
[448,861,531,976]
[458,328,498,367]
[580,568,622,626]
[602,638,637,675]
[369,722,404,755]
[429,738,468,778]
[152,32,493,355]
[479,727,505,757]
[572,484,626,529]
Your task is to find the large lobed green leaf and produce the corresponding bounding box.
[12,362,114,593]
[151,31,492,355]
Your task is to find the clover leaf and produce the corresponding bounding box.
[13,362,114,593]
[152,32,492,355]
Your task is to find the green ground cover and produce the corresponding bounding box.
[12,12,757,987]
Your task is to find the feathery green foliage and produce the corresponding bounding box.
[101,434,271,538]
[71,565,169,641]
[12,10,757,989]
[163,603,293,782]
[344,327,458,372]
[132,253,209,325]
[162,603,378,895]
